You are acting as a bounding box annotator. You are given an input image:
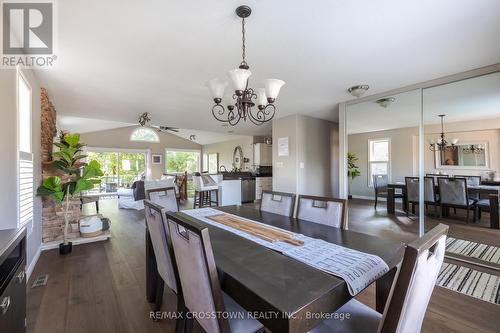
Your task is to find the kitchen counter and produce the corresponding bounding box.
[0,226,26,264]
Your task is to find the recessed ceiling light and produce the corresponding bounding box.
[375,97,396,108]
[348,85,369,98]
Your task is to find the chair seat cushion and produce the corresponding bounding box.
[309,299,381,333]
[477,198,500,208]
[223,293,263,333]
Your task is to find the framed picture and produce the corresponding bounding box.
[152,154,162,164]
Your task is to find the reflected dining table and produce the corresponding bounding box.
[386,182,500,229]
[145,205,404,333]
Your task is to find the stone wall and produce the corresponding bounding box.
[41,88,57,162]
[40,89,81,243]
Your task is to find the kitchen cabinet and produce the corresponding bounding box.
[254,143,272,166]
[255,177,272,200]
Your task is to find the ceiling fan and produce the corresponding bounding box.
[138,112,179,133]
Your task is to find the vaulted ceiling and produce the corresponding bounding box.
[36,0,500,136]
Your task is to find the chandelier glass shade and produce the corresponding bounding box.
[429,114,458,152]
[206,6,285,126]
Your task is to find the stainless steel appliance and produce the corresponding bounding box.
[241,177,256,203]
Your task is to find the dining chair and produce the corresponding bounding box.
[425,173,449,183]
[310,223,449,333]
[455,175,481,201]
[438,177,477,223]
[475,194,500,226]
[296,195,348,229]
[373,174,404,210]
[260,190,296,217]
[405,177,439,217]
[193,173,219,209]
[166,214,264,333]
[146,187,179,212]
[143,200,184,330]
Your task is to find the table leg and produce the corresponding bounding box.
[376,267,397,313]
[146,228,159,303]
[489,195,499,230]
[96,200,99,213]
[387,188,395,214]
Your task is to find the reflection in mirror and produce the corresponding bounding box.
[232,146,243,171]
[346,89,420,200]
[423,71,500,180]
[435,142,488,168]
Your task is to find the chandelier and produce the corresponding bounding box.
[206,5,285,126]
[429,114,458,152]
[463,144,485,154]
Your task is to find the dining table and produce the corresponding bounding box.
[386,182,500,229]
[145,205,404,333]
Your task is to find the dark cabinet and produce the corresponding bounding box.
[0,263,26,332]
[0,229,26,333]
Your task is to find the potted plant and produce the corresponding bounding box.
[347,152,361,199]
[37,132,103,254]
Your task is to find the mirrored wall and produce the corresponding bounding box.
[343,68,500,238]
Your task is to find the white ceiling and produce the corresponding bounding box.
[347,71,500,134]
[35,0,500,136]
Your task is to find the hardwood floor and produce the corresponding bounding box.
[27,198,500,333]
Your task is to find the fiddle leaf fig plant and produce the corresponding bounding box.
[37,132,103,247]
[347,152,361,180]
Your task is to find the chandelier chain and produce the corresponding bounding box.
[241,18,247,67]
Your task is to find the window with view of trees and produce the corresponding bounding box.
[165,150,200,174]
[86,150,146,192]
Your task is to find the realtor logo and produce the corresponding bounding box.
[1,0,56,67]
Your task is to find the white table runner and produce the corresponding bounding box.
[181,208,389,295]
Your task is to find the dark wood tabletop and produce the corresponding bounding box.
[160,205,404,333]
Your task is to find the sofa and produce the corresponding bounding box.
[118,178,176,210]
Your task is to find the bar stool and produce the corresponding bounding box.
[193,174,219,208]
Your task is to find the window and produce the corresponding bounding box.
[368,138,390,186]
[165,149,200,174]
[86,150,147,192]
[130,127,160,142]
[202,153,208,172]
[18,72,33,226]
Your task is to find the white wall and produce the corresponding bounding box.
[273,114,339,197]
[202,136,255,172]
[0,68,43,276]
[79,126,201,178]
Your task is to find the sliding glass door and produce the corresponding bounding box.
[86,149,147,193]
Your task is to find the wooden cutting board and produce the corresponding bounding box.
[207,214,304,246]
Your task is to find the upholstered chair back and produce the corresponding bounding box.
[405,177,437,203]
[146,187,178,212]
[373,174,388,190]
[193,175,219,191]
[438,178,468,206]
[455,175,480,186]
[260,191,296,217]
[143,200,178,293]
[167,217,229,333]
[379,224,448,333]
[297,195,347,229]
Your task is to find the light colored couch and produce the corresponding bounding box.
[118,178,176,210]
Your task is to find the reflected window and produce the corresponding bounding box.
[130,127,160,142]
[368,138,390,186]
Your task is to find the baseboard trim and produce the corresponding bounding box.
[40,231,111,251]
[26,246,41,280]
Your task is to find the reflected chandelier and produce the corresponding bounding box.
[206,5,285,126]
[429,114,458,152]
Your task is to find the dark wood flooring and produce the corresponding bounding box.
[27,198,500,333]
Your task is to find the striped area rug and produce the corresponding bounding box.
[437,263,500,305]
[446,237,500,265]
